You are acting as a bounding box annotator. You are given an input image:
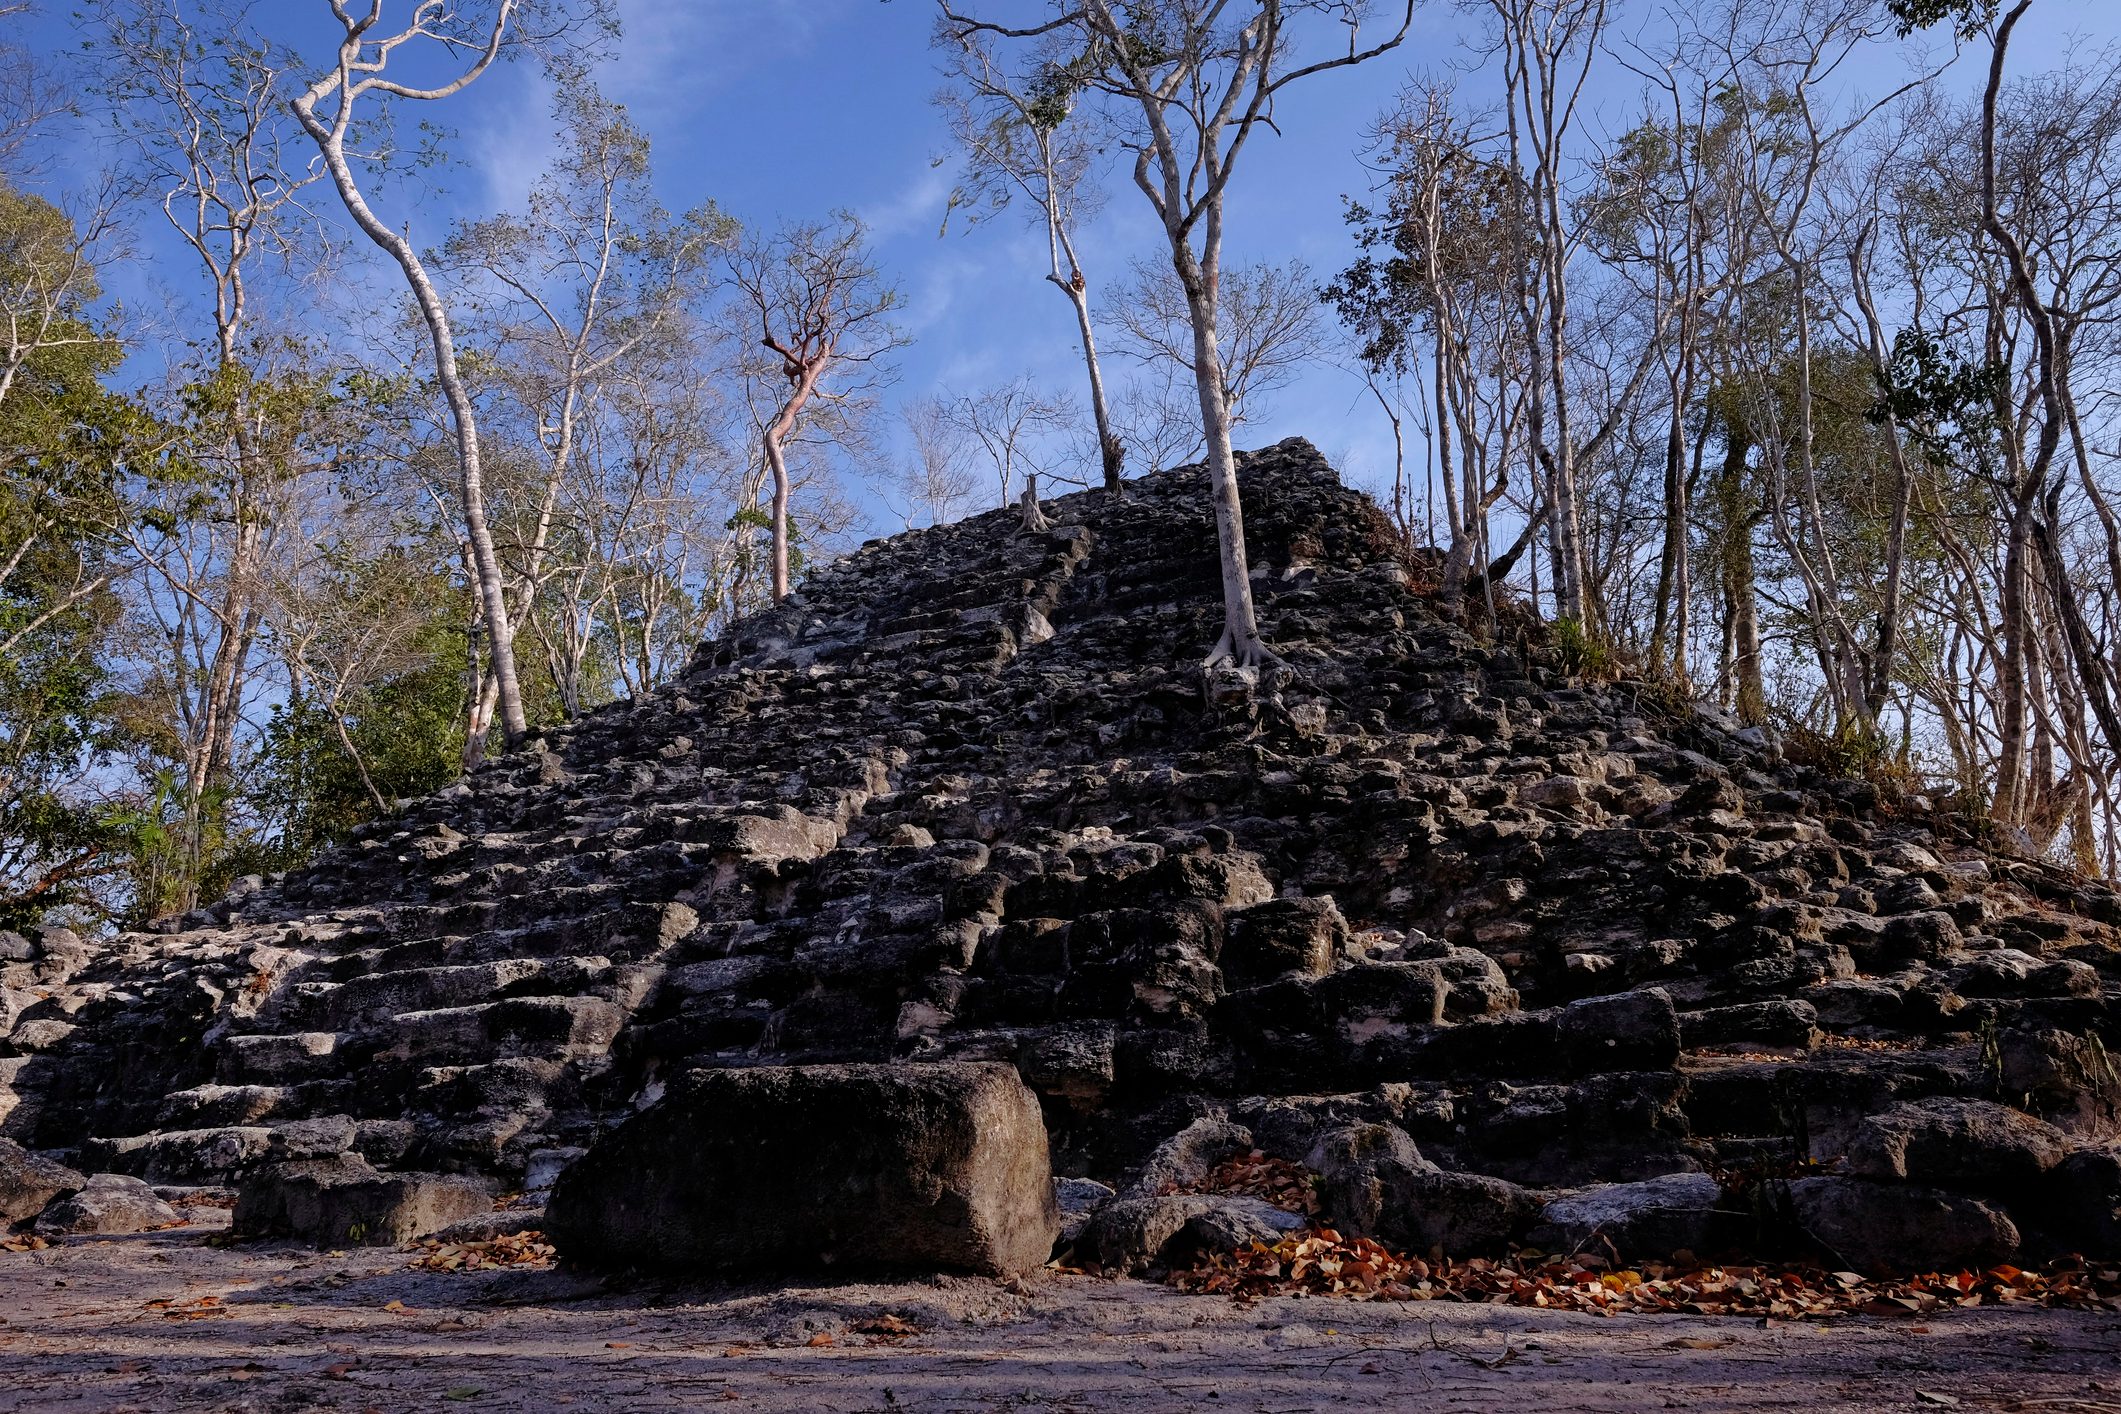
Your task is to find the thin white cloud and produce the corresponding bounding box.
[468,65,560,219]
[859,160,956,245]
[602,0,832,120]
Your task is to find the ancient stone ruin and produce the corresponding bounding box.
[4,440,2118,1279]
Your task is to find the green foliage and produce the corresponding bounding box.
[0,674,127,932]
[109,769,232,926]
[1025,52,1097,132]
[1886,0,2000,39]
[1324,145,1533,379]
[1868,327,2006,473]
[727,503,807,586]
[251,569,471,872]
[0,183,145,930]
[1551,616,1617,681]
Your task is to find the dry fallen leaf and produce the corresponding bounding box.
[405,1231,555,1273]
[853,1313,923,1340]
[147,1295,228,1323]
[1169,1227,2121,1319]
[1160,1149,1320,1216]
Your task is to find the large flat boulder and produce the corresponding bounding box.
[1788,1176,2019,1276]
[232,1154,491,1247]
[546,1061,1059,1277]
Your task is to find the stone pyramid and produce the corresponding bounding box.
[4,440,2117,1272]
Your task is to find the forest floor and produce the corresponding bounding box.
[2,1211,2118,1413]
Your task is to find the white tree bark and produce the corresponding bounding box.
[290,3,531,750]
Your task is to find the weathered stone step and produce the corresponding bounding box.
[1677,1045,1986,1143]
[81,1114,357,1184]
[159,1082,300,1128]
[363,996,625,1068]
[270,959,552,1029]
[216,1031,341,1085]
[1678,999,1822,1050]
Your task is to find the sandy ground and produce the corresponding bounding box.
[2,1212,2118,1413]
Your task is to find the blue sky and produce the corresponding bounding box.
[18,0,2121,535]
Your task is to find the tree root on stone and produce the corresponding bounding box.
[1201,628,1282,673]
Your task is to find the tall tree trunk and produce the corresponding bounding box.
[1175,247,1266,669]
[1677,415,1707,683]
[1050,241,1122,493]
[1649,238,1697,681]
[1977,0,2075,832]
[295,121,529,751]
[1842,232,1922,729]
[468,670,502,771]
[762,428,794,602]
[1036,131,1122,493]
[1064,283,1123,493]
[1717,425,1766,724]
[1367,376,1408,544]
[756,360,823,604]
[1434,322,1474,596]
[1649,388,1688,674]
[1994,491,2035,826]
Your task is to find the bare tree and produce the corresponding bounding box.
[593,345,747,697]
[891,394,981,527]
[287,1,603,753]
[1327,83,1535,605]
[444,77,724,750]
[1966,5,2121,827]
[266,507,444,815]
[942,377,1080,507]
[0,2,71,181]
[937,16,1125,489]
[726,216,901,602]
[945,0,1414,669]
[87,0,342,908]
[1111,360,1209,473]
[1110,255,1327,427]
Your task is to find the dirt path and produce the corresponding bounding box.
[2,1218,2117,1413]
